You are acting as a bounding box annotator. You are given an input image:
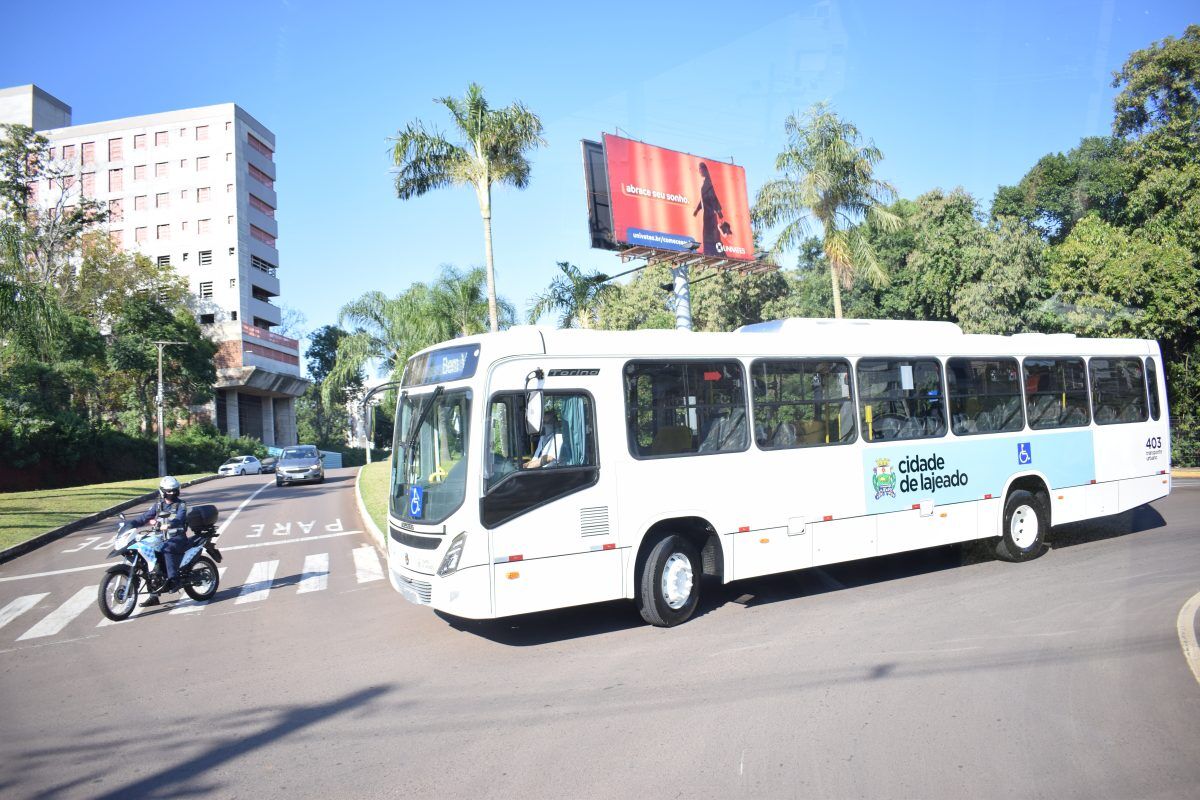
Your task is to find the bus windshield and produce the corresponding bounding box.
[390,389,471,524]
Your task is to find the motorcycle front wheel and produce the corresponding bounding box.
[98,565,139,620]
[184,556,220,601]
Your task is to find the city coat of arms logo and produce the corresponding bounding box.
[872,458,896,500]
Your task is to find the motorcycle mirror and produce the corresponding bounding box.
[119,512,126,520]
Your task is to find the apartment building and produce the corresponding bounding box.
[0,84,308,445]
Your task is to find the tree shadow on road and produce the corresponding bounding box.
[19,685,395,800]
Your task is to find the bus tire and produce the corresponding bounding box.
[636,534,701,627]
[996,489,1048,562]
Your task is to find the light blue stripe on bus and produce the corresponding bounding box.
[861,429,1095,513]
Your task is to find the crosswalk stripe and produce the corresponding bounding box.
[297,554,329,594]
[353,546,384,584]
[17,586,95,641]
[0,594,48,631]
[169,568,229,615]
[235,560,278,604]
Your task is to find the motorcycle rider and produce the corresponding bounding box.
[130,476,189,607]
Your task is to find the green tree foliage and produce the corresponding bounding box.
[753,102,901,318]
[990,137,1133,243]
[391,83,544,333]
[528,261,616,328]
[298,325,362,449]
[1112,24,1200,169]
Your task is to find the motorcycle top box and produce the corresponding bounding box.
[186,504,219,532]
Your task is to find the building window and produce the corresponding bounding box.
[62,144,76,161]
[199,313,215,324]
[197,187,211,202]
[196,125,209,141]
[179,127,186,137]
[199,250,212,266]
[624,360,748,457]
[251,255,277,275]
[750,359,856,448]
[199,281,213,299]
[247,133,273,159]
[228,246,235,255]
[230,311,237,321]
[198,218,211,234]
[250,224,276,246]
[108,168,123,192]
[181,220,188,231]
[133,134,146,150]
[249,193,275,218]
[157,255,171,267]
[155,162,168,177]
[63,174,76,190]
[108,138,123,161]
[133,164,146,181]
[230,278,237,288]
[226,183,233,193]
[180,158,188,169]
[81,172,95,196]
[1090,357,1148,425]
[947,358,1025,435]
[182,252,189,261]
[227,215,234,224]
[156,224,170,240]
[156,192,169,208]
[109,198,123,221]
[134,195,147,211]
[226,152,232,162]
[135,227,148,243]
[196,156,210,171]
[857,358,947,442]
[225,121,232,131]
[109,230,122,245]
[48,147,56,160]
[248,163,273,189]
[155,131,168,147]
[81,141,95,166]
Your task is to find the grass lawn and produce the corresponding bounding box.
[359,460,391,535]
[0,473,209,552]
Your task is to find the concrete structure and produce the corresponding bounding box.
[1,84,307,444]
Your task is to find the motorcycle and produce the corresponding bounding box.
[97,504,224,620]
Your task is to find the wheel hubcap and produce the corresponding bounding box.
[661,552,694,610]
[1010,504,1039,549]
[107,575,134,612]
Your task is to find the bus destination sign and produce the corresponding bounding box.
[405,345,481,387]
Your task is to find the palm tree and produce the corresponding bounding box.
[527,261,616,329]
[753,103,901,319]
[432,264,514,337]
[391,84,544,333]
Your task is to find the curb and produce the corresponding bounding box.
[355,465,387,555]
[0,474,223,565]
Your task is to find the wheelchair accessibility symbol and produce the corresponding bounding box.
[408,485,425,519]
[1017,442,1032,465]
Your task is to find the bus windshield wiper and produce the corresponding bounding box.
[403,385,443,481]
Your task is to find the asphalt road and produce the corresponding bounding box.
[0,471,1197,799]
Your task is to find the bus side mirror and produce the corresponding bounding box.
[525,369,545,435]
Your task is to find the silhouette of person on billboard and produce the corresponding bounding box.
[693,162,732,256]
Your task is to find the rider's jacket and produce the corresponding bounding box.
[131,499,188,535]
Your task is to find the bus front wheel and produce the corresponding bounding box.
[996,489,1048,562]
[637,534,701,627]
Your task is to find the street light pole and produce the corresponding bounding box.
[153,340,185,477]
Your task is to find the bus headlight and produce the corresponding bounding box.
[437,532,468,577]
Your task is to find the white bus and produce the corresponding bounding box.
[386,318,1171,626]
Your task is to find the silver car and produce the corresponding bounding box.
[275,445,324,486]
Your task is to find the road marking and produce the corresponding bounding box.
[235,560,279,604]
[17,586,94,640]
[221,530,362,551]
[297,554,329,594]
[0,594,48,630]
[169,567,229,614]
[353,546,384,584]
[216,478,275,536]
[1176,589,1200,688]
[0,562,110,584]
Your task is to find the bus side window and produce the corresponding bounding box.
[624,360,747,458]
[856,358,946,442]
[1145,357,1161,421]
[750,358,856,448]
[1090,357,1147,425]
[1023,357,1089,429]
[947,357,1024,436]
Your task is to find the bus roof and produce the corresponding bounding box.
[406,318,1157,367]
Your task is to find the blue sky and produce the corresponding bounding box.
[1,0,1194,347]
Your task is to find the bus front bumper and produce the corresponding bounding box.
[388,557,493,619]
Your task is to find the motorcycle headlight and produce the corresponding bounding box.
[437,532,468,577]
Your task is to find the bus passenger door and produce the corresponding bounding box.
[481,376,622,617]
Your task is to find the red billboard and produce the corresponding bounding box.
[603,133,753,260]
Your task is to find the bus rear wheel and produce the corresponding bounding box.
[996,489,1048,562]
[637,534,701,627]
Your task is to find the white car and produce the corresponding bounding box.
[218,455,263,476]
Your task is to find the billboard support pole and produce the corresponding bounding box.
[671,263,692,331]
